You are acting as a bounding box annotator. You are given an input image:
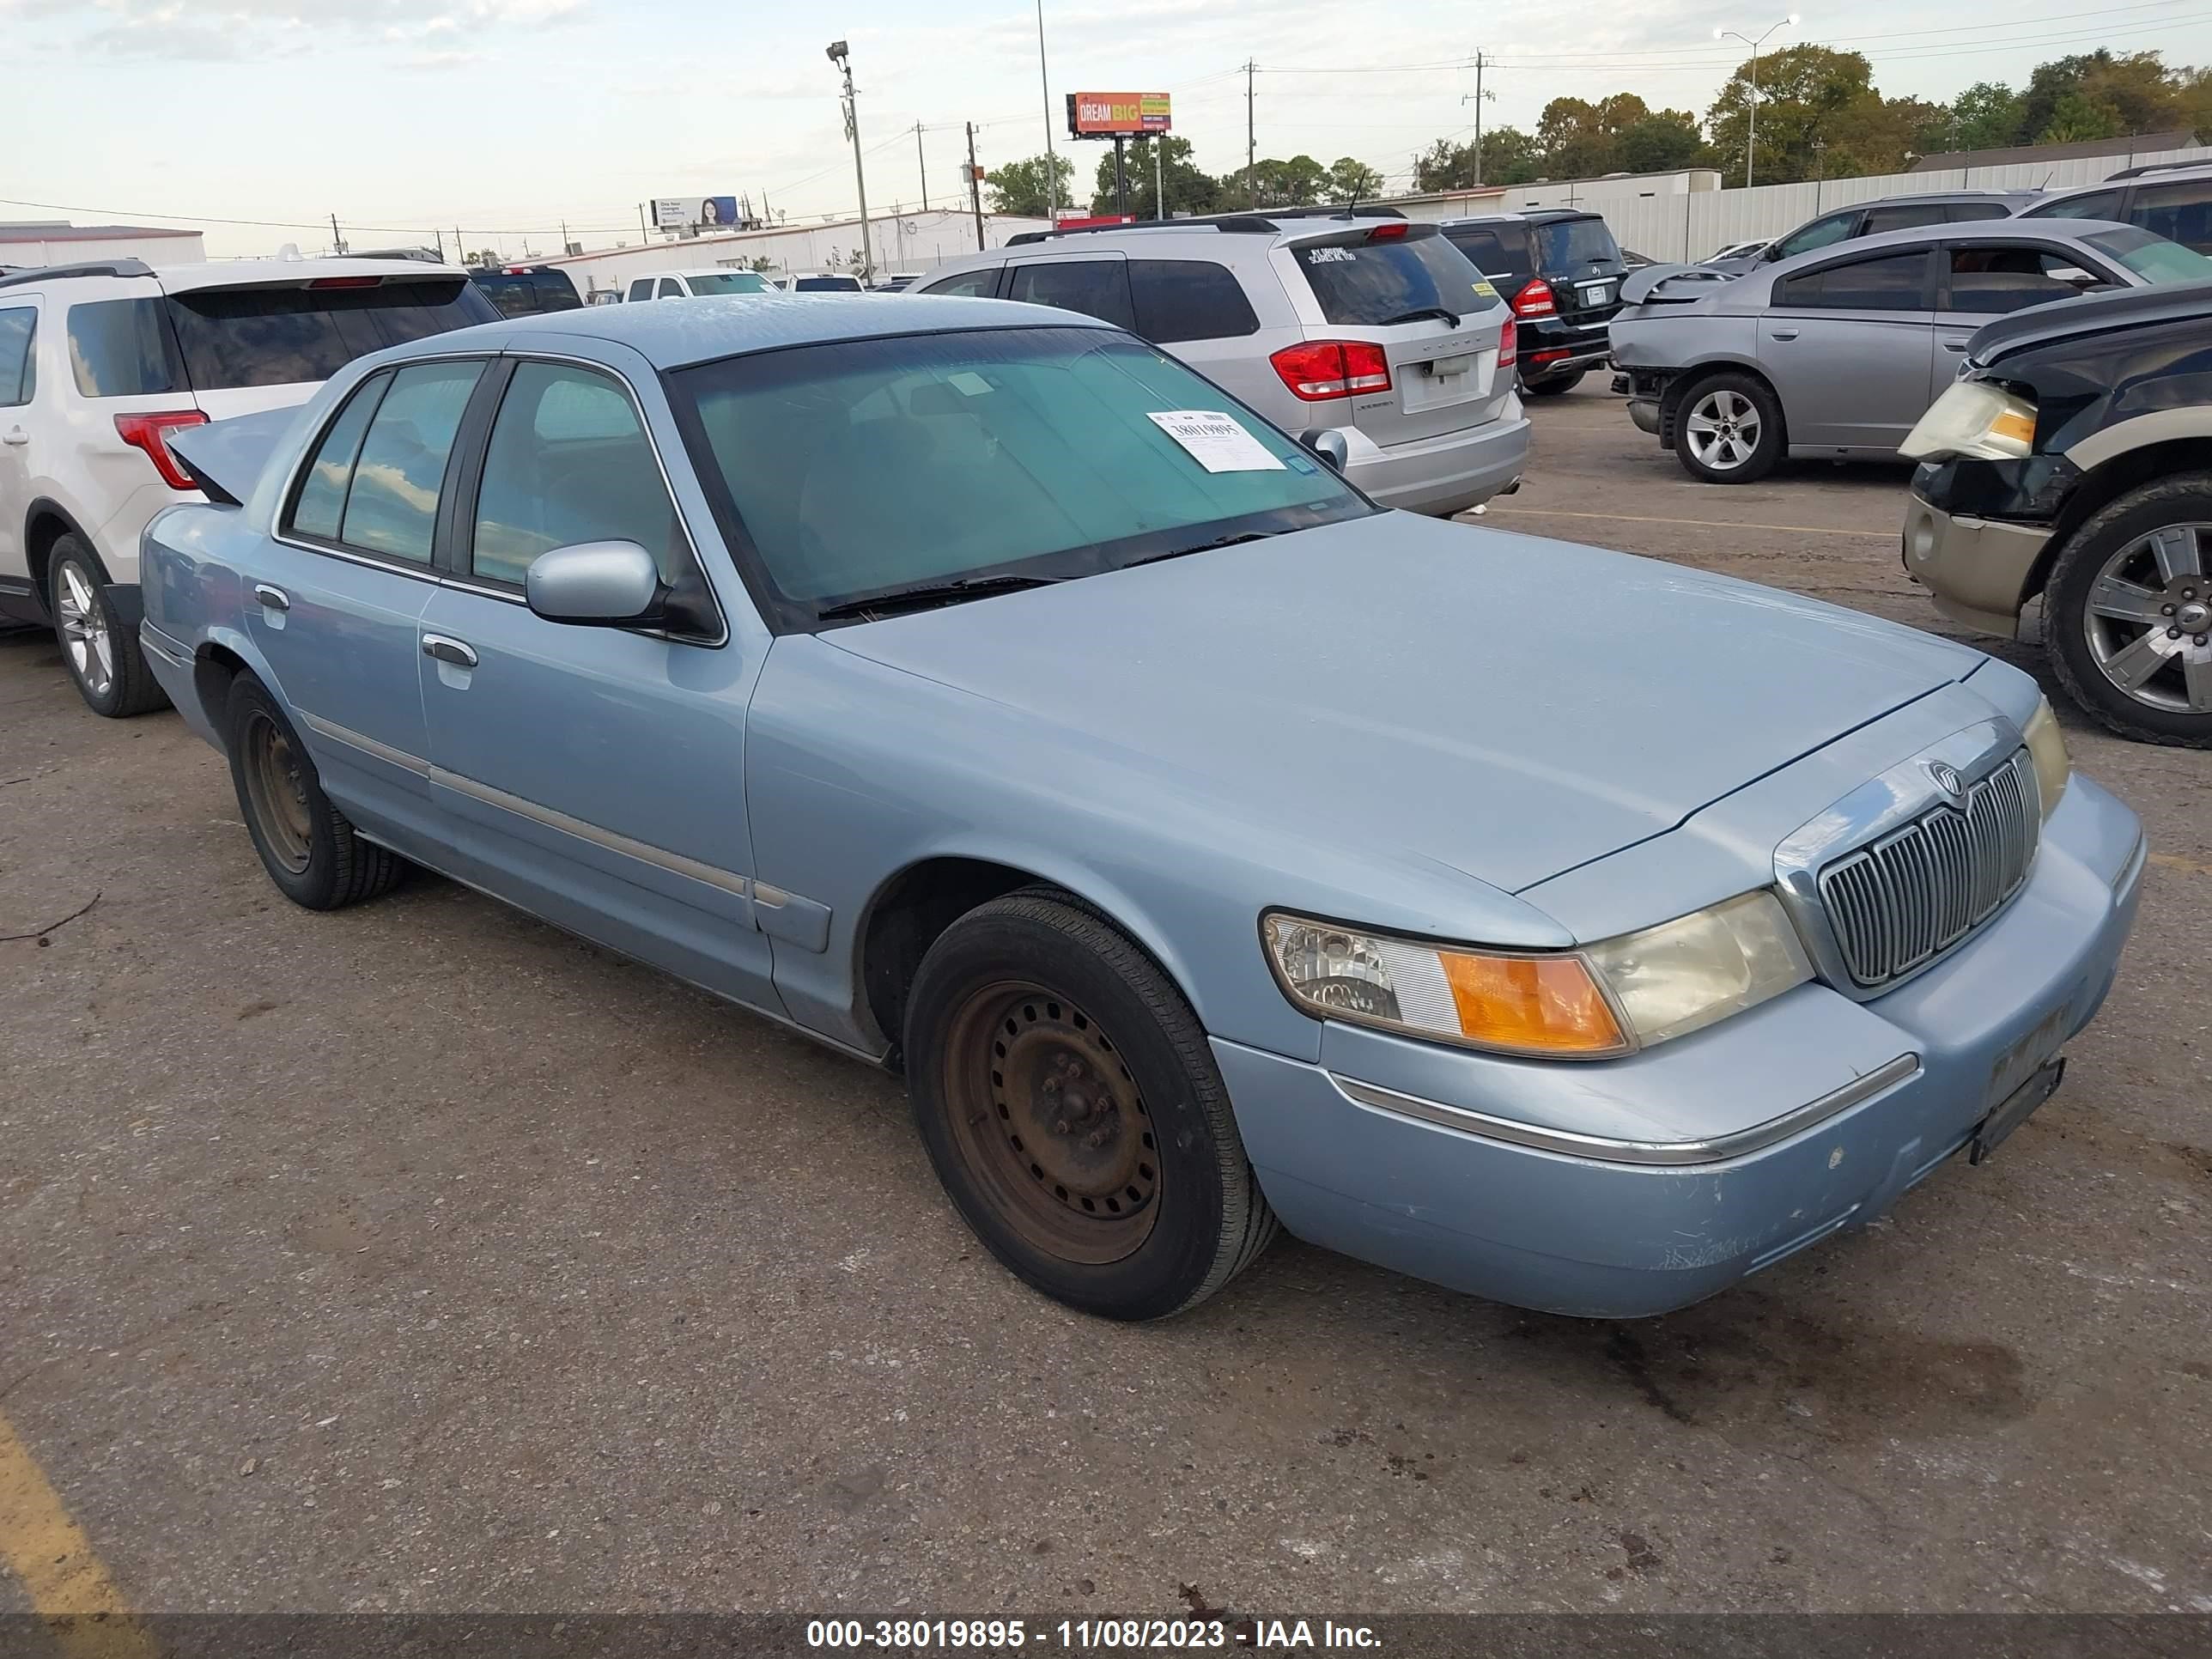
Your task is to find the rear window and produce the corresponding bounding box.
[1293,228,1486,325]
[793,275,862,293]
[684,271,773,295]
[1534,216,1620,274]
[1127,259,1259,343]
[163,279,497,392]
[471,272,581,317]
[1443,224,1534,278]
[68,298,183,397]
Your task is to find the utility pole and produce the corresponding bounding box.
[1461,52,1493,186]
[829,40,873,282]
[1155,138,1165,220]
[454,227,464,264]
[967,122,986,250]
[330,212,344,255]
[433,228,445,262]
[916,122,930,211]
[638,202,649,243]
[1246,59,1257,208]
[1036,0,1059,222]
[559,218,569,254]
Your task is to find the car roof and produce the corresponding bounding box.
[1772,217,2131,263]
[1972,276,2212,360]
[419,293,1113,369]
[0,255,471,295]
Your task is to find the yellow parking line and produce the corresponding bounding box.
[1480,505,1895,539]
[0,1413,157,1659]
[2150,852,2212,877]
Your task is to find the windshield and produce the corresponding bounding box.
[685,271,772,295]
[672,325,1371,623]
[2086,227,2212,284]
[1534,216,1621,274]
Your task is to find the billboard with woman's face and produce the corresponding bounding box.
[654,196,744,231]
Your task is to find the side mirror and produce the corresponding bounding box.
[1301,428,1351,473]
[525,540,664,626]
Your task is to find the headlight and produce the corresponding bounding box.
[1899,380,2037,462]
[1261,891,1812,1060]
[2023,696,2070,821]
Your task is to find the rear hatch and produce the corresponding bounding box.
[1532,213,1628,328]
[1279,222,1516,447]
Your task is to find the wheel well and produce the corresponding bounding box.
[2025,436,2212,600]
[1660,362,1785,451]
[192,644,248,741]
[858,858,1052,1062]
[24,508,79,605]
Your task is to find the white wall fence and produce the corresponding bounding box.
[548,210,1049,295]
[1589,144,2209,264]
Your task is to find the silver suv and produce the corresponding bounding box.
[915,210,1528,517]
[2015,160,2212,252]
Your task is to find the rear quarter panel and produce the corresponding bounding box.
[139,500,286,735]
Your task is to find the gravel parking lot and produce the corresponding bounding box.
[3,384,2208,1620]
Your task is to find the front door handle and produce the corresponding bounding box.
[252,584,290,611]
[1,427,27,447]
[422,634,477,668]
[1767,328,1799,341]
[1941,337,1969,352]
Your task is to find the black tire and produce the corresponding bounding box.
[224,673,405,908]
[1672,370,1784,484]
[2045,471,2212,747]
[1522,368,1586,397]
[903,889,1277,1320]
[48,535,168,718]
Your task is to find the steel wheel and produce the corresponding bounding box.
[55,562,113,701]
[1683,388,1762,474]
[2081,520,2212,715]
[240,709,314,875]
[940,979,1160,1265]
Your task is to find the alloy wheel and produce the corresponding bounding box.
[2081,520,2212,714]
[55,562,113,700]
[1684,389,1762,474]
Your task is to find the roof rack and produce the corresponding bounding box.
[2105,157,2212,180]
[1002,204,1406,246]
[0,258,153,291]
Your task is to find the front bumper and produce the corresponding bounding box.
[1901,492,2055,640]
[1216,775,2145,1318]
[1343,408,1530,518]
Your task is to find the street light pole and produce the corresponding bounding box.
[1036,0,1059,222]
[1715,15,1798,190]
[828,40,873,282]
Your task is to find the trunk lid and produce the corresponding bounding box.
[1532,214,1628,327]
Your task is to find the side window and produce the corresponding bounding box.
[0,307,34,407]
[2132,180,2212,252]
[1444,228,1510,272]
[1128,260,1261,343]
[1861,203,1949,234]
[470,362,688,588]
[288,372,390,542]
[1005,260,1136,330]
[2024,188,2121,222]
[1942,246,2109,315]
[1774,250,1930,311]
[335,360,483,564]
[629,279,655,302]
[918,267,1002,298]
[1944,203,2015,223]
[66,298,182,397]
[1771,212,1857,261]
[658,278,685,299]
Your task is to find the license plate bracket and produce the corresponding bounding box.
[1970,1057,2064,1164]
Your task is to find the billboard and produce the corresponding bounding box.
[1066,92,1171,137]
[653,196,744,232]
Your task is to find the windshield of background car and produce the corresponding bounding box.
[1294,227,1492,323]
[672,325,1371,619]
[2085,226,2212,284]
[1534,216,1622,273]
[793,276,862,293]
[684,272,773,295]
[164,279,498,391]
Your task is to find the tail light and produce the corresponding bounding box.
[307,276,383,289]
[113,411,209,491]
[1366,222,1408,240]
[1269,340,1393,402]
[1512,279,1556,319]
[1496,317,1517,374]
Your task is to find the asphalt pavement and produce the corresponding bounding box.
[1,384,2207,1620]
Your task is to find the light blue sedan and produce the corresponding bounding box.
[138,295,2146,1321]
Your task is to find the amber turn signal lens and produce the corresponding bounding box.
[1437,951,1627,1056]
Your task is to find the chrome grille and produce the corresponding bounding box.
[1818,751,2038,988]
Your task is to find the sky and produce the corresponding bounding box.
[9,0,2212,258]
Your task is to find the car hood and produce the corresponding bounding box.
[825,514,1983,896]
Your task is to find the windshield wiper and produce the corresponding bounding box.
[1378,306,1460,327]
[814,573,1065,621]
[1120,532,1277,571]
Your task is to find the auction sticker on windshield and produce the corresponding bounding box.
[1147,410,1286,473]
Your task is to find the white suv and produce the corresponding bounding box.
[621,269,777,301]
[0,255,495,714]
[914,210,1528,517]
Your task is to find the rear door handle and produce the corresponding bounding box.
[1941,337,1969,352]
[422,634,477,668]
[1767,328,1799,341]
[1,427,27,447]
[252,584,290,611]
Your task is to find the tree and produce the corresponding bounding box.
[984,152,1075,218]
[1948,82,2022,151]
[1325,155,1387,204]
[2039,89,2126,143]
[1704,45,1932,182]
[1412,125,1541,191]
[1620,111,1707,173]
[1231,155,1328,208]
[2018,52,2180,144]
[747,256,777,273]
[1086,135,1220,217]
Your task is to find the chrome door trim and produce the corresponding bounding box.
[297,710,753,900]
[1330,1053,1920,1166]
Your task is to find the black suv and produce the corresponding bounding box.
[1440,210,1626,395]
[467,264,583,318]
[1902,278,2212,745]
